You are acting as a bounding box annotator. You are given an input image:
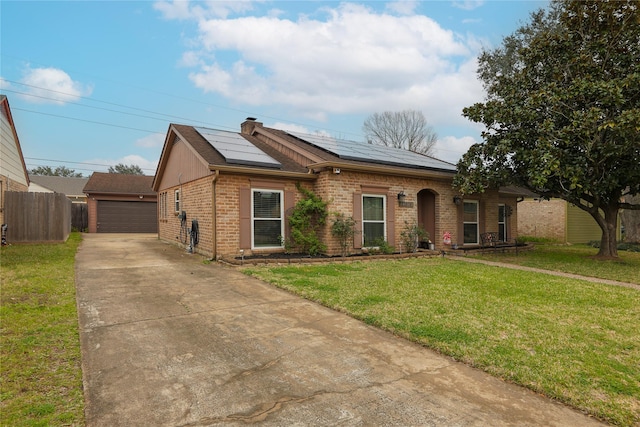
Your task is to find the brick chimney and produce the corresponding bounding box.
[241,117,263,135]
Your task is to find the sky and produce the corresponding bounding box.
[1,0,547,176]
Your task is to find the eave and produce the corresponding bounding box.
[208,164,317,180]
[308,161,456,181]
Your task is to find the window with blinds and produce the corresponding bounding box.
[252,189,283,248]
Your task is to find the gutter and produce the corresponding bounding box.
[307,161,456,180]
[208,164,316,180]
[211,170,219,261]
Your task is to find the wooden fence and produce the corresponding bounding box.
[4,191,71,243]
[71,203,88,231]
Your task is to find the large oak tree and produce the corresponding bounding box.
[454,0,640,258]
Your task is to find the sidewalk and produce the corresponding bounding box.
[455,256,640,291]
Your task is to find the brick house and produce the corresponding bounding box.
[153,118,519,259]
[517,197,621,244]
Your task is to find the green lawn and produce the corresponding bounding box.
[2,235,637,426]
[477,244,640,284]
[0,233,85,427]
[245,257,640,426]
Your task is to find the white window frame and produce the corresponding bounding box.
[251,189,284,249]
[463,200,479,245]
[362,194,386,247]
[174,189,180,213]
[498,204,506,242]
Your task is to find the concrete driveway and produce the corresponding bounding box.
[75,234,603,426]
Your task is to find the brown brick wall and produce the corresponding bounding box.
[157,169,517,259]
[313,170,459,253]
[158,176,213,257]
[517,198,566,241]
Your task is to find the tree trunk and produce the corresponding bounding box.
[595,205,619,258]
[620,194,640,243]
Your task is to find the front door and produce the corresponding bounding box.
[417,190,436,244]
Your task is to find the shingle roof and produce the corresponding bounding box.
[172,124,309,173]
[167,122,456,177]
[499,185,539,198]
[264,127,456,173]
[83,172,156,195]
[29,176,89,196]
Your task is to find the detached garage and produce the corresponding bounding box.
[84,172,157,233]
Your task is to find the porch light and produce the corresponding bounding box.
[397,191,406,201]
[453,195,463,205]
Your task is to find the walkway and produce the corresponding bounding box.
[455,256,640,291]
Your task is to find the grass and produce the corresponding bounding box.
[0,233,85,426]
[476,243,640,284]
[244,257,640,426]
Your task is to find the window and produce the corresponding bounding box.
[174,189,180,213]
[362,195,386,246]
[498,204,506,241]
[159,192,167,219]
[252,189,283,248]
[463,201,479,244]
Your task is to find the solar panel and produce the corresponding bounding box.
[195,127,281,169]
[287,131,456,171]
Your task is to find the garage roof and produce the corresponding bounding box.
[84,172,156,195]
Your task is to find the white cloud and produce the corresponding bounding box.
[0,78,13,91]
[154,0,255,20]
[135,133,166,148]
[163,1,487,136]
[187,4,475,117]
[434,135,478,164]
[18,66,92,105]
[271,122,331,137]
[117,155,158,173]
[385,1,419,15]
[452,1,485,11]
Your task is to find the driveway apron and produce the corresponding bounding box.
[75,234,603,426]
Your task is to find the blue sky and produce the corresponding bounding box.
[1,0,547,176]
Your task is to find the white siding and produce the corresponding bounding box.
[1,107,29,188]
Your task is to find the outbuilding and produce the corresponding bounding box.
[84,172,157,233]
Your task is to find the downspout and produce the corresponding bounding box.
[210,170,219,261]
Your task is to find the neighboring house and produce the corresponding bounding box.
[0,95,30,227]
[84,172,157,233]
[518,197,621,244]
[29,175,89,203]
[153,118,520,259]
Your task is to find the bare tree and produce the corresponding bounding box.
[363,110,437,156]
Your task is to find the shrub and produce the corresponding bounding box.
[370,237,395,255]
[288,184,328,256]
[400,222,429,253]
[331,213,357,258]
